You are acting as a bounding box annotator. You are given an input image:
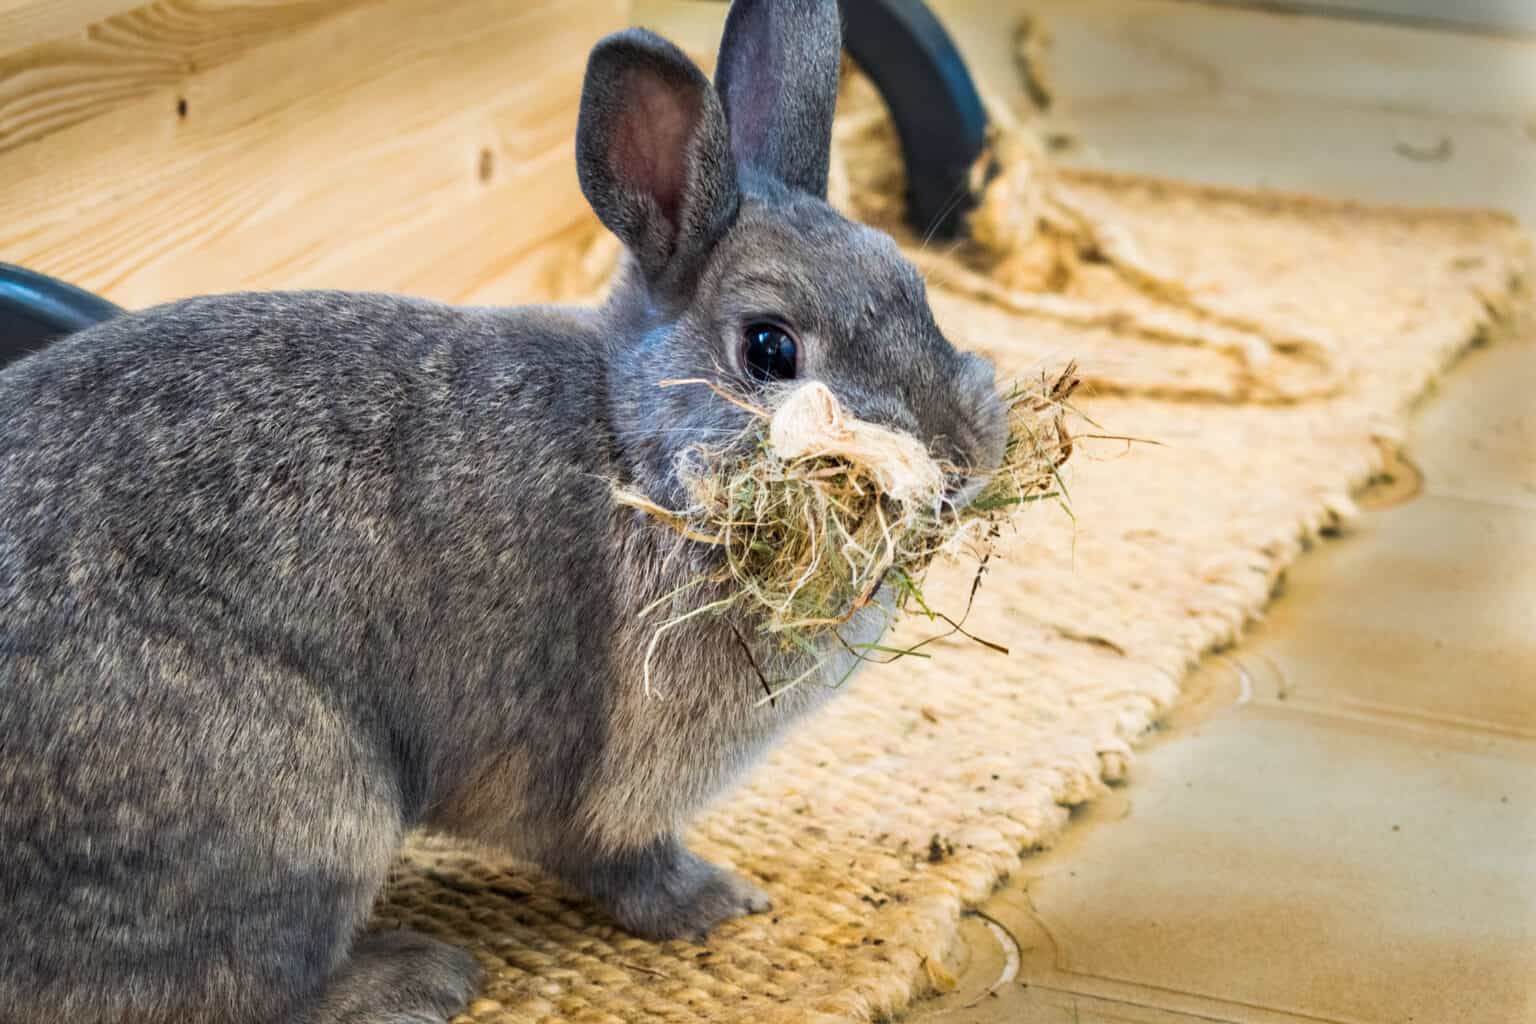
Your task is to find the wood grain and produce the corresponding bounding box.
[0,0,625,307]
[0,1,382,155]
[0,1,142,60]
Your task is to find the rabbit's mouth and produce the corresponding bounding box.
[613,365,1075,664]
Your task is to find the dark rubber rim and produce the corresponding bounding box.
[0,263,122,368]
[839,0,990,240]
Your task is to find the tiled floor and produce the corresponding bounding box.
[915,338,1536,1024]
[906,2,1536,1022]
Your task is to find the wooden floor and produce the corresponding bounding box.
[0,0,626,309]
[904,1,1536,1021]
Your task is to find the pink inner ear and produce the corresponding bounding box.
[610,69,701,230]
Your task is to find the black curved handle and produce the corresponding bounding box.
[839,0,989,240]
[0,263,122,369]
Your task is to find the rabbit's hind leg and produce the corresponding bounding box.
[298,931,482,1024]
[0,630,421,1024]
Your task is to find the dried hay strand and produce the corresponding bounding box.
[615,366,1081,699]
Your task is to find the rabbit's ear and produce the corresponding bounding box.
[715,0,842,198]
[577,29,739,287]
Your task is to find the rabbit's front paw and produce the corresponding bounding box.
[570,837,773,942]
[616,861,772,942]
[665,865,773,941]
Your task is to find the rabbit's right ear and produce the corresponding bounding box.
[714,0,842,199]
[577,29,739,290]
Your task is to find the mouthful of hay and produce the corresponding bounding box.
[615,365,1080,697]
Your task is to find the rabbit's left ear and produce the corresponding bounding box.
[577,29,740,288]
[714,0,843,199]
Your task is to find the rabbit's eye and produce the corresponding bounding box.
[742,321,797,383]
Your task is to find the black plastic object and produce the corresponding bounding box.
[0,263,122,370]
[839,0,990,240]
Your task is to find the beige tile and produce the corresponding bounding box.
[920,685,1536,1024]
[1022,706,1535,1023]
[940,0,1536,119]
[1258,492,1536,737]
[935,980,1256,1023]
[1409,339,1536,512]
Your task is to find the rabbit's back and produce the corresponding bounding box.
[1,291,507,566]
[0,291,529,719]
[0,289,616,663]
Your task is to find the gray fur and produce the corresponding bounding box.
[0,3,1006,1022]
[576,29,738,298]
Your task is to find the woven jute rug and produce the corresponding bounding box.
[374,162,1529,1022]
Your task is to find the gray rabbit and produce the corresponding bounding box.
[0,1,1007,1021]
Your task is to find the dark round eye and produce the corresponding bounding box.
[742,321,798,383]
